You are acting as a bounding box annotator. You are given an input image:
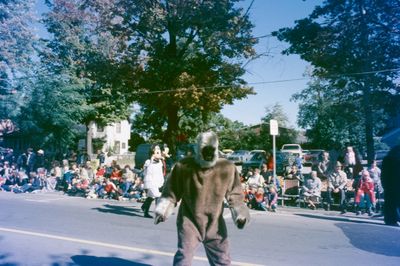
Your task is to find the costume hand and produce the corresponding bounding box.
[236,217,247,229]
[154,213,166,224]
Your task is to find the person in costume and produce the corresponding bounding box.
[154,131,249,265]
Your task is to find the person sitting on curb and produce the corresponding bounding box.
[354,170,376,216]
[265,185,278,212]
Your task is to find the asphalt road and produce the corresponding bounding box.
[0,191,399,266]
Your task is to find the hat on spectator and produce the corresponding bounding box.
[336,161,342,167]
[37,149,44,154]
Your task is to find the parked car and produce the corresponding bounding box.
[227,150,251,165]
[241,150,267,176]
[281,144,303,156]
[222,149,234,156]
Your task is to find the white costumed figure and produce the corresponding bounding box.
[141,144,164,218]
[155,131,250,265]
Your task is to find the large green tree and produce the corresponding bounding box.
[42,0,258,151]
[273,0,400,162]
[0,0,36,118]
[42,0,135,126]
[16,67,92,151]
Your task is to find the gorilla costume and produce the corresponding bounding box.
[154,131,249,265]
[381,144,400,226]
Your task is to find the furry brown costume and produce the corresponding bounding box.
[155,131,249,265]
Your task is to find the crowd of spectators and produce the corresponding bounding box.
[0,147,146,202]
[0,145,386,218]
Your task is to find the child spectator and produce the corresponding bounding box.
[245,185,257,209]
[265,185,278,212]
[254,187,268,211]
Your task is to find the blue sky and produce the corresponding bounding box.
[221,0,323,128]
[34,0,322,128]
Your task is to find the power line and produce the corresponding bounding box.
[1,67,399,95]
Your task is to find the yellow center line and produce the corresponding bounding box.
[0,227,264,266]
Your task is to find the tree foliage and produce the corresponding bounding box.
[0,0,36,117]
[273,0,400,160]
[16,68,92,150]
[41,0,258,150]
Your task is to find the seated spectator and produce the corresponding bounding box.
[72,174,90,194]
[86,176,105,199]
[246,168,265,188]
[120,165,136,198]
[254,187,268,211]
[128,177,145,201]
[265,185,278,212]
[245,185,257,209]
[327,161,348,213]
[0,176,5,191]
[368,160,383,211]
[354,170,376,216]
[260,163,273,185]
[1,169,17,191]
[102,178,121,200]
[61,163,78,192]
[110,165,122,185]
[301,171,322,209]
[12,171,31,193]
[285,165,302,181]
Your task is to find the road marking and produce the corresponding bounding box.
[0,227,264,266]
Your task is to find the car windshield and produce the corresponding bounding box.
[282,145,300,150]
[233,150,248,155]
[250,152,264,161]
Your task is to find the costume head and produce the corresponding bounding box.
[149,144,162,162]
[195,131,219,168]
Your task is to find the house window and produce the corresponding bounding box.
[116,122,121,133]
[97,126,104,132]
[114,141,121,154]
[122,142,126,149]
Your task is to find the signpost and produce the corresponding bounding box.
[269,119,283,203]
[270,119,278,192]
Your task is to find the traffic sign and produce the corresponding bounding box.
[270,119,278,135]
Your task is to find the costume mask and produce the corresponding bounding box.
[195,131,219,168]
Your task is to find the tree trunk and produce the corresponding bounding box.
[363,86,375,165]
[86,122,93,159]
[165,105,179,154]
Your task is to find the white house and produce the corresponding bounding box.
[88,120,131,156]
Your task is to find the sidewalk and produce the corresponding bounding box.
[275,205,385,225]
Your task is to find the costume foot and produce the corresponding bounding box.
[144,213,153,218]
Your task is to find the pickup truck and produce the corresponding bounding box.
[281,144,303,156]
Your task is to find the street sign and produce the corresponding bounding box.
[270,119,278,135]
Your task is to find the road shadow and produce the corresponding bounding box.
[92,204,145,218]
[70,255,152,266]
[294,213,383,226]
[335,222,400,257]
[0,252,19,266]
